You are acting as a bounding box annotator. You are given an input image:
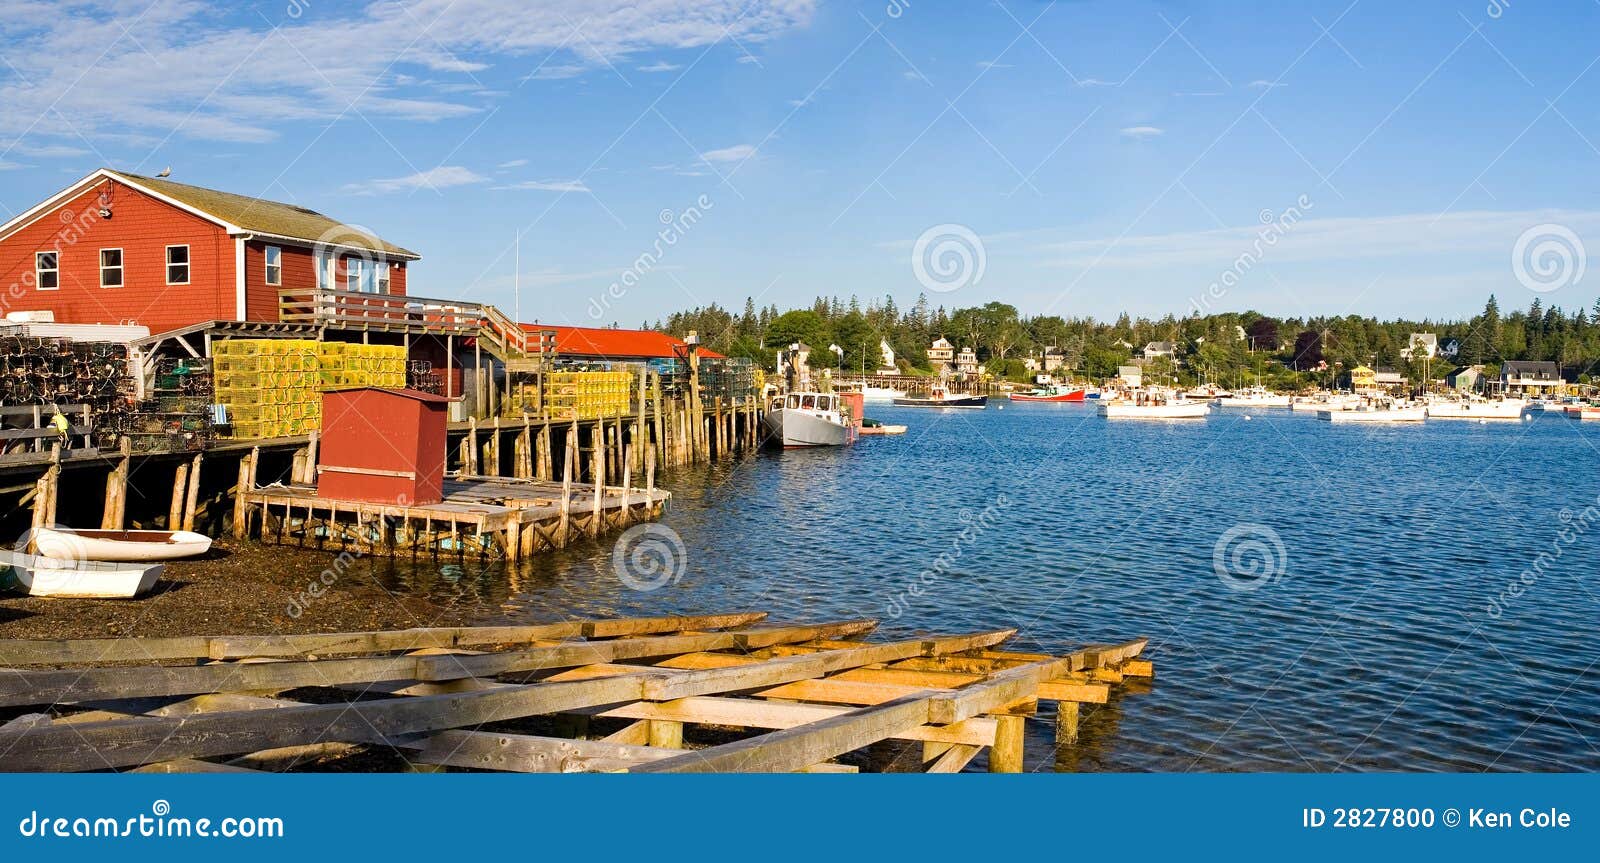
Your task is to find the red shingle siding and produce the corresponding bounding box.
[242,240,317,322]
[0,181,235,331]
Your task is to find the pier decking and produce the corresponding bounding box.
[240,477,670,560]
[0,612,1151,773]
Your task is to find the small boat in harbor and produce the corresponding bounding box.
[893,384,988,409]
[0,549,163,598]
[1318,399,1426,423]
[1097,388,1209,419]
[1212,386,1292,409]
[1007,384,1086,402]
[1291,392,1361,412]
[1425,396,1528,420]
[861,384,907,402]
[859,418,907,436]
[32,527,212,562]
[763,391,859,448]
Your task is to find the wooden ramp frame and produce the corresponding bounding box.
[0,612,1152,774]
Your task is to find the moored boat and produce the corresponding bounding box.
[0,549,163,598]
[1318,400,1426,423]
[762,391,858,448]
[1007,384,1085,402]
[1213,386,1292,409]
[893,385,988,409]
[33,527,212,562]
[1097,388,1208,419]
[1291,392,1361,412]
[859,418,908,436]
[1425,397,1528,420]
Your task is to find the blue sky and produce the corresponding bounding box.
[3,0,1599,328]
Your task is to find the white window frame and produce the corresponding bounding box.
[376,261,390,293]
[165,244,190,286]
[34,251,58,291]
[315,249,331,291]
[99,248,123,288]
[345,257,364,292]
[264,245,282,286]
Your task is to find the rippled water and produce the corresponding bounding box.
[374,403,1600,772]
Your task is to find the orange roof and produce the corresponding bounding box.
[520,324,725,360]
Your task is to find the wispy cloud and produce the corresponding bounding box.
[1077,78,1117,87]
[0,1,816,149]
[700,143,757,163]
[527,64,588,81]
[637,61,682,73]
[342,166,486,195]
[976,60,1014,70]
[1249,79,1287,89]
[497,158,529,169]
[492,178,592,193]
[1119,126,1164,140]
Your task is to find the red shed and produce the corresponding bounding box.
[317,388,449,506]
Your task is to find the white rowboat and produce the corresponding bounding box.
[33,527,212,562]
[0,549,163,598]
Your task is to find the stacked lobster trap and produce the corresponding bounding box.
[0,335,129,411]
[212,339,407,439]
[109,356,215,453]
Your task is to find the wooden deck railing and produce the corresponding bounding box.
[278,288,557,362]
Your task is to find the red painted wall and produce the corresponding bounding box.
[0,180,236,331]
[317,388,448,505]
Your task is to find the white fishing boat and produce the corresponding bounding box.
[1213,386,1292,409]
[762,391,858,448]
[1291,392,1361,413]
[861,384,907,402]
[1425,397,1528,420]
[1318,399,1426,423]
[0,549,163,598]
[1097,388,1209,419]
[32,527,212,562]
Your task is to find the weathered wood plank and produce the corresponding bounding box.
[412,730,677,773]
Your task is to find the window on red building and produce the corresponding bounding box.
[265,245,282,286]
[100,248,123,288]
[35,251,57,290]
[166,245,189,285]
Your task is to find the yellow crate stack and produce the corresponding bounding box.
[216,339,405,438]
[543,371,633,420]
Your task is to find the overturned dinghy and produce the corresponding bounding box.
[0,549,163,599]
[33,527,212,562]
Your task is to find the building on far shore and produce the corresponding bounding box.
[927,336,954,372]
[1499,360,1564,395]
[1446,365,1485,392]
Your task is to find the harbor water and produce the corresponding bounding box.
[365,403,1600,772]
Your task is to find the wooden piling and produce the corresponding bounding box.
[988,714,1025,773]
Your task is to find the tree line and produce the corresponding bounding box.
[639,293,1600,387]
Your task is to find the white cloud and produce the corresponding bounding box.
[903,70,927,82]
[699,143,756,163]
[976,60,1014,70]
[1077,78,1116,87]
[1119,126,1164,140]
[0,160,25,170]
[637,61,681,73]
[493,179,591,193]
[526,64,588,81]
[1249,79,1287,89]
[0,1,817,148]
[736,54,762,64]
[1174,91,1223,98]
[498,158,529,168]
[342,166,487,195]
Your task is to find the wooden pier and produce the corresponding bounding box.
[237,477,670,560]
[0,612,1151,773]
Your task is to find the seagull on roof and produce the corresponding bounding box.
[156,167,171,177]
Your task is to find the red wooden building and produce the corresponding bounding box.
[317,387,449,506]
[0,168,418,334]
